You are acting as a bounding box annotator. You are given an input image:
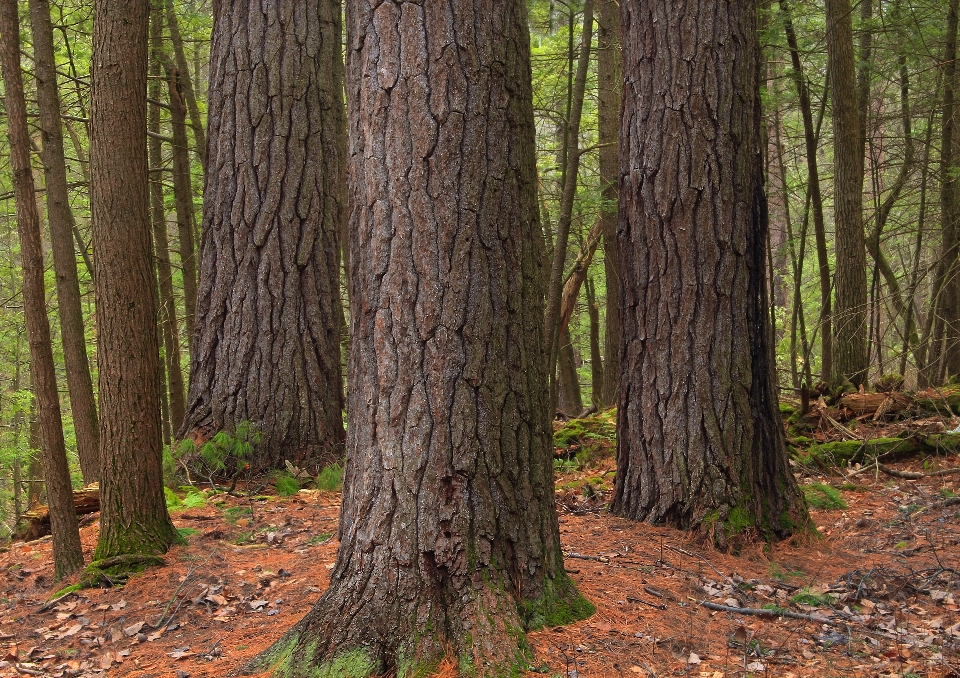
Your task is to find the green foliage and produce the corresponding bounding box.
[308,533,333,546]
[177,527,200,539]
[164,486,183,510]
[316,462,344,491]
[803,483,848,510]
[790,587,835,607]
[274,473,300,496]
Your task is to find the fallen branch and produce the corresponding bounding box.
[697,600,845,627]
[877,463,960,480]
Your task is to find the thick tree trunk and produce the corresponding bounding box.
[826,0,869,387]
[939,0,960,382]
[163,0,206,168]
[149,14,187,433]
[166,63,198,356]
[598,0,621,408]
[245,1,590,675]
[28,0,100,484]
[612,0,808,545]
[0,0,84,579]
[180,0,346,472]
[90,0,179,561]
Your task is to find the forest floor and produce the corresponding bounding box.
[0,406,958,678]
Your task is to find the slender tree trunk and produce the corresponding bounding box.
[780,0,832,383]
[544,0,595,405]
[165,56,198,356]
[612,0,808,544]
[598,0,620,408]
[557,327,583,416]
[90,0,179,562]
[857,0,873,166]
[246,1,590,674]
[586,277,603,408]
[911,109,937,385]
[150,8,187,433]
[826,0,869,387]
[0,0,84,579]
[28,0,100,484]
[163,0,206,167]
[180,0,346,472]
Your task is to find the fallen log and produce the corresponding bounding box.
[12,485,99,542]
[838,392,912,418]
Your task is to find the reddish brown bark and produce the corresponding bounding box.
[245,1,590,675]
[612,0,808,544]
[0,0,84,579]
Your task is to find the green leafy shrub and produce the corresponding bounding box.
[275,473,300,496]
[164,486,183,510]
[316,462,344,491]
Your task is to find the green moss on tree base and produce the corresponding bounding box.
[520,572,595,630]
[79,554,165,588]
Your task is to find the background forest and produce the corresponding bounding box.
[0,0,954,530]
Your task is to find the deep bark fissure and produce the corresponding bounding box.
[612,0,808,544]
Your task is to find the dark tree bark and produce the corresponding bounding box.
[780,0,832,383]
[545,0,594,406]
[557,327,583,417]
[28,0,100,484]
[150,9,186,432]
[1,0,84,579]
[90,0,179,561]
[826,0,869,387]
[163,0,206,168]
[598,0,621,408]
[611,0,808,544]
[586,277,604,409]
[180,0,346,472]
[166,61,198,356]
[245,0,590,675]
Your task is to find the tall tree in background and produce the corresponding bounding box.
[245,0,591,674]
[826,0,869,386]
[598,0,621,408]
[180,0,346,471]
[0,0,84,579]
[611,0,808,543]
[90,0,179,562]
[28,0,100,484]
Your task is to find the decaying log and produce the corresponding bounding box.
[12,485,99,542]
[837,392,912,417]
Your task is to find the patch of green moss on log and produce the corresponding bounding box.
[793,438,921,466]
[916,386,960,415]
[923,434,960,453]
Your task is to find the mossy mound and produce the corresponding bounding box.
[916,385,960,416]
[553,409,616,448]
[793,437,922,466]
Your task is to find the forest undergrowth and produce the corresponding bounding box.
[0,405,958,678]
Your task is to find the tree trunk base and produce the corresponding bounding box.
[243,571,591,678]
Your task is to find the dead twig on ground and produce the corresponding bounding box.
[696,600,846,627]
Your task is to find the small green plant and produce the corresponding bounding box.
[790,587,834,607]
[940,487,957,499]
[308,533,334,546]
[803,483,848,510]
[164,486,183,510]
[174,422,261,488]
[224,505,252,523]
[316,462,345,491]
[177,527,200,539]
[553,457,581,474]
[182,489,207,509]
[275,473,301,496]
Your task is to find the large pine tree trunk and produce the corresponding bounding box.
[245,1,590,675]
[180,0,346,472]
[611,0,808,545]
[826,0,869,387]
[28,0,100,484]
[598,0,621,408]
[1,0,84,579]
[90,0,179,561]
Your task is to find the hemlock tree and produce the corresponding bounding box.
[826,0,869,387]
[0,0,84,580]
[179,0,346,472]
[90,0,179,563]
[244,0,591,675]
[29,0,100,484]
[611,0,809,544]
